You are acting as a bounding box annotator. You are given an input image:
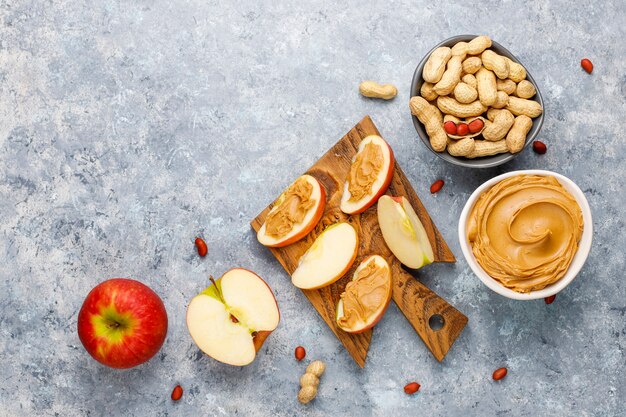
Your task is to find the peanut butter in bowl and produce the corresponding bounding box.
[466,174,584,293]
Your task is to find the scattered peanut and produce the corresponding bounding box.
[359,80,397,100]
[298,360,326,404]
[299,373,319,387]
[423,46,452,83]
[482,109,514,141]
[456,123,469,136]
[496,78,517,95]
[505,57,526,82]
[436,96,487,118]
[481,50,510,79]
[443,121,458,135]
[453,82,478,104]
[420,82,438,101]
[195,237,208,257]
[486,107,500,121]
[544,294,556,304]
[447,137,475,156]
[476,67,498,107]
[404,382,421,395]
[454,81,478,104]
[493,367,508,381]
[580,58,593,74]
[466,139,508,158]
[506,96,543,118]
[430,179,444,194]
[468,118,485,133]
[533,140,547,154]
[410,97,448,152]
[451,41,468,59]
[515,80,536,99]
[434,56,463,96]
[298,386,318,405]
[467,35,492,55]
[462,73,477,89]
[443,114,461,124]
[491,91,510,109]
[171,385,183,401]
[462,56,482,74]
[306,360,326,377]
[295,346,306,361]
[505,115,533,153]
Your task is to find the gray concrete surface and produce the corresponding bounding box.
[0,0,624,416]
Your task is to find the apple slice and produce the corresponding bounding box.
[257,175,326,248]
[377,195,435,269]
[186,268,280,366]
[291,222,358,290]
[335,255,392,333]
[340,135,395,215]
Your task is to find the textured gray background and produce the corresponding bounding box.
[0,0,624,416]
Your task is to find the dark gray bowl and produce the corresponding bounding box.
[410,35,544,168]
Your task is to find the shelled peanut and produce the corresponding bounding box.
[413,35,543,158]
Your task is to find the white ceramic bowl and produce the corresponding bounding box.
[458,170,593,300]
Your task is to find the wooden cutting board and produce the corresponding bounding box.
[251,116,467,367]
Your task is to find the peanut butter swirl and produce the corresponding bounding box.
[467,175,583,293]
[337,260,390,328]
[348,142,383,202]
[265,177,315,238]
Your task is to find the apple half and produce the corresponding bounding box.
[186,269,280,366]
[377,195,435,269]
[335,255,392,333]
[340,135,395,215]
[257,174,326,248]
[291,222,359,290]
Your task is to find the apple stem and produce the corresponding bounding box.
[209,276,226,304]
[209,275,242,325]
[106,321,120,329]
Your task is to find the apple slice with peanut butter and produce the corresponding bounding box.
[257,175,326,248]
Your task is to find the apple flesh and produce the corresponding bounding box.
[377,195,435,269]
[257,175,326,247]
[291,222,359,290]
[335,255,392,333]
[77,278,168,369]
[340,135,395,215]
[186,269,280,366]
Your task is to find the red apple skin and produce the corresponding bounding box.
[343,142,395,215]
[268,179,327,248]
[77,278,168,369]
[390,196,403,204]
[336,256,393,334]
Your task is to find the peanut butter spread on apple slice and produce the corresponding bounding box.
[348,142,384,202]
[337,260,390,329]
[265,177,316,238]
[468,175,583,293]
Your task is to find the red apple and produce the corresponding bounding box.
[340,135,395,215]
[77,278,168,369]
[257,174,326,248]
